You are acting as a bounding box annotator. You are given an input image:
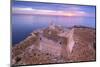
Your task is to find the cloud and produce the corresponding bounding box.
[12,7,94,17]
[67,6,82,10]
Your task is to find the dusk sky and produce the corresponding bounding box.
[12,1,96,17]
[12,1,96,44]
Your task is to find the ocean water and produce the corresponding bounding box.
[12,14,95,45]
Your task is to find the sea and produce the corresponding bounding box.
[12,14,95,45]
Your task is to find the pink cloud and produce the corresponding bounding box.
[12,7,94,17]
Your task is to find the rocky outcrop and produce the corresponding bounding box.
[12,25,96,65]
[69,28,96,62]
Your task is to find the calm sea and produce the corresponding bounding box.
[12,14,95,45]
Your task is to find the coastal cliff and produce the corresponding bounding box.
[12,24,96,65]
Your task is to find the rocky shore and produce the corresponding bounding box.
[12,24,96,65]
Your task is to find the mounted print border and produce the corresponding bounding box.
[11,0,96,66]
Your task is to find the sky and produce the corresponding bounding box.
[12,1,96,17]
[12,1,96,44]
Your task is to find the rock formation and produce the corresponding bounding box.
[11,24,96,66]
